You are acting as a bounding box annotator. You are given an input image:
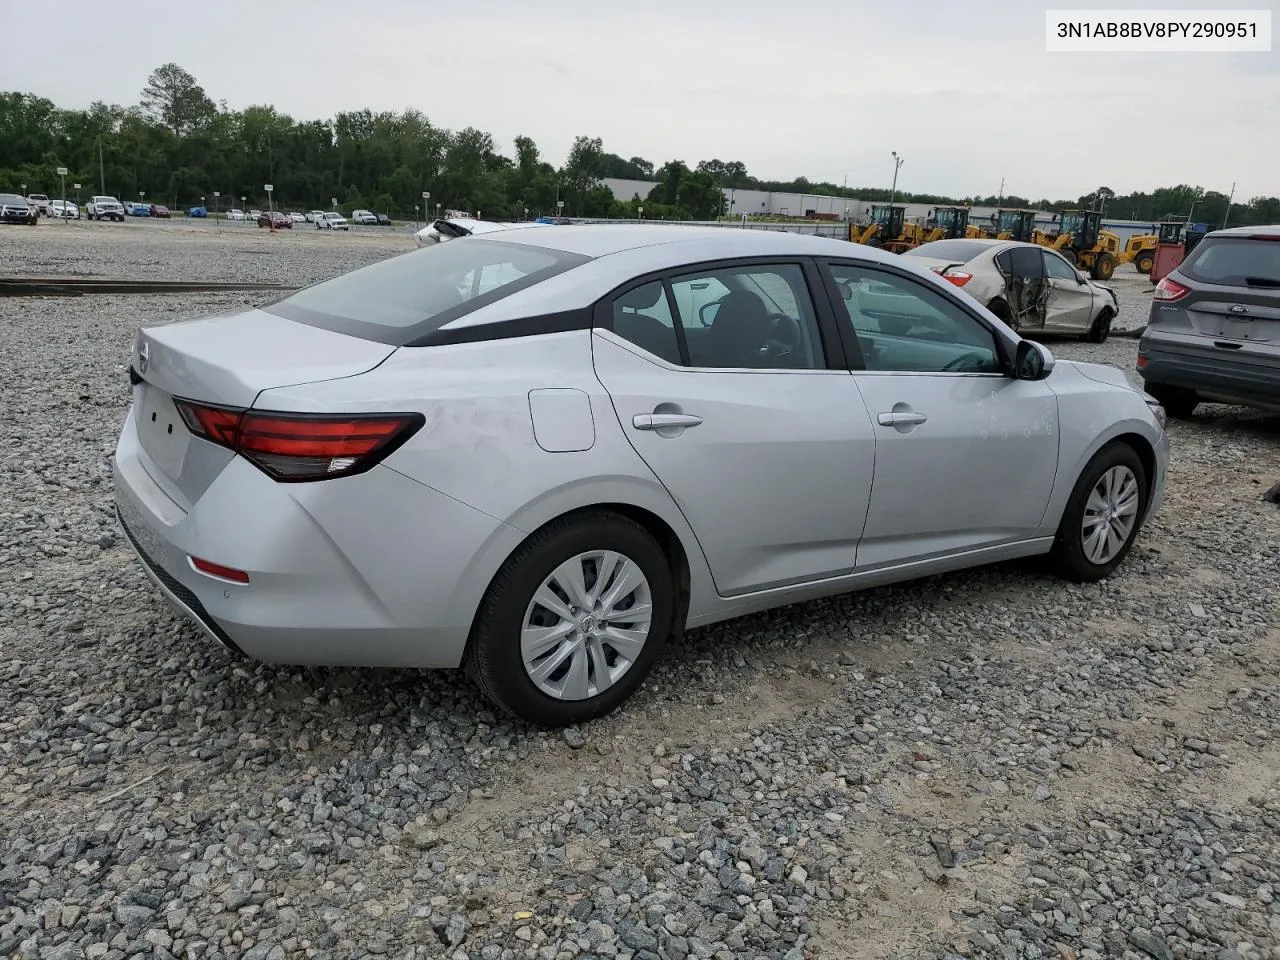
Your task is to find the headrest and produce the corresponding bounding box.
[616,283,663,310]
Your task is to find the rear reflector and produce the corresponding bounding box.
[189,556,250,584]
[174,401,424,482]
[1136,355,1147,370]
[1153,277,1189,301]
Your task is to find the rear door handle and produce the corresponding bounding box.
[877,411,928,426]
[633,413,703,430]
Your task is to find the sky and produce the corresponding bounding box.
[3,0,1277,201]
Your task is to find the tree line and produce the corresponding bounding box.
[2,63,1276,227]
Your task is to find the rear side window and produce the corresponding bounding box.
[1179,237,1280,287]
[263,238,588,345]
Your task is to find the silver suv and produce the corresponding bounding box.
[1138,225,1280,417]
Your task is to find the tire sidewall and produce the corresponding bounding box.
[1055,443,1148,580]
[473,516,674,727]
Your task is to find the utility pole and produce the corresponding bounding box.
[1222,181,1236,229]
[997,177,1005,206]
[98,138,105,195]
[889,151,903,206]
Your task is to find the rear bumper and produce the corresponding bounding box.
[1138,335,1280,410]
[112,406,513,669]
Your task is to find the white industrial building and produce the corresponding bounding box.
[601,178,1160,242]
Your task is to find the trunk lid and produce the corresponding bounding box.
[134,306,396,408]
[129,307,396,507]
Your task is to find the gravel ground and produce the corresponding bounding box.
[2,225,1279,960]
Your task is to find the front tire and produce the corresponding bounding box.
[1085,309,1112,343]
[465,511,675,728]
[1135,250,1154,274]
[1091,252,1116,281]
[1051,442,1148,583]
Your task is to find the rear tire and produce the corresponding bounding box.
[1147,385,1198,419]
[465,511,675,728]
[1060,249,1078,267]
[1135,250,1154,274]
[1091,252,1116,281]
[1051,442,1148,583]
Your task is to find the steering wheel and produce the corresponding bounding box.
[758,314,801,364]
[941,351,989,372]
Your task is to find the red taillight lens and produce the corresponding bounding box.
[1153,277,1189,301]
[173,400,423,482]
[189,556,250,584]
[928,266,972,287]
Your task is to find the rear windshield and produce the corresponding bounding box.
[263,237,589,346]
[1180,236,1280,287]
[904,240,990,263]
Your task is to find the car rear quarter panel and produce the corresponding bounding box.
[251,330,719,627]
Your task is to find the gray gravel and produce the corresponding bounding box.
[2,224,1279,960]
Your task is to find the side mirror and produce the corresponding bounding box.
[1014,340,1055,381]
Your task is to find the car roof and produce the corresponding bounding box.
[1207,224,1280,238]
[480,222,902,261]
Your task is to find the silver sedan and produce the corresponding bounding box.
[114,225,1169,726]
[904,238,1121,342]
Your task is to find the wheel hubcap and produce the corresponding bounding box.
[521,550,653,701]
[1081,465,1140,565]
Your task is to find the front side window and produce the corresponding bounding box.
[1043,252,1079,281]
[264,237,588,345]
[827,263,1001,374]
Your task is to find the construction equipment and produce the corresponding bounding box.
[1148,219,1209,285]
[1040,209,1121,281]
[850,204,906,247]
[919,206,971,242]
[993,209,1037,243]
[1118,232,1158,274]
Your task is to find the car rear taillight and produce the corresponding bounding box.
[174,401,423,482]
[928,265,972,287]
[1153,277,1190,301]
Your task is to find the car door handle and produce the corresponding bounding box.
[877,411,928,426]
[633,413,703,430]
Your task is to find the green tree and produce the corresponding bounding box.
[139,63,215,136]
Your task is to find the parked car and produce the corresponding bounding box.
[187,206,208,218]
[249,209,262,220]
[288,211,307,223]
[126,202,152,217]
[316,212,349,230]
[114,225,1169,727]
[412,216,544,247]
[27,194,51,216]
[903,239,1119,342]
[48,200,80,219]
[150,203,171,218]
[1138,224,1280,417]
[375,213,392,226]
[305,210,326,223]
[86,196,125,221]
[257,210,292,229]
[226,209,245,221]
[0,193,39,224]
[351,209,378,225]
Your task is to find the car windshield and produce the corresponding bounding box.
[0,194,24,204]
[905,240,989,262]
[1179,236,1280,287]
[263,237,588,346]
